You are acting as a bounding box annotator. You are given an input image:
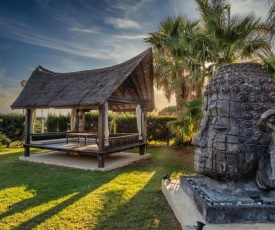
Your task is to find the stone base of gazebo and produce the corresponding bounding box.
[19,151,150,171]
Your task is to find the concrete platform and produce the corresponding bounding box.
[162,180,275,230]
[19,151,150,171]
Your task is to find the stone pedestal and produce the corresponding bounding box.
[180,176,275,223]
[162,180,275,229]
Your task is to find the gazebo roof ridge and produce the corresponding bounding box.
[11,47,154,112]
[36,48,150,76]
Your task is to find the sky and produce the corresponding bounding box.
[0,0,272,115]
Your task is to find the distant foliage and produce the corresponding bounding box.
[65,112,176,143]
[85,112,99,132]
[0,112,177,145]
[147,116,176,145]
[0,114,25,146]
[34,119,43,133]
[0,132,11,147]
[158,106,177,116]
[58,115,70,131]
[263,54,275,78]
[47,114,70,132]
[168,98,203,145]
[113,113,138,133]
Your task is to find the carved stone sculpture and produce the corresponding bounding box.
[192,62,275,191]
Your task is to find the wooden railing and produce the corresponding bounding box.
[30,132,142,150]
[104,133,140,149]
[31,132,67,141]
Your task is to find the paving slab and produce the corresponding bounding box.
[19,151,150,171]
[162,180,275,230]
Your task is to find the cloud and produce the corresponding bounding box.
[0,16,149,65]
[105,0,155,15]
[104,17,141,29]
[230,0,270,20]
[68,27,102,34]
[113,33,147,40]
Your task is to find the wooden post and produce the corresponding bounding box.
[97,103,106,168]
[24,109,31,157]
[140,110,147,155]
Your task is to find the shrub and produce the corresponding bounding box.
[168,98,203,145]
[0,114,25,146]
[147,116,176,145]
[47,114,70,132]
[0,112,177,145]
[0,132,11,147]
[85,112,99,132]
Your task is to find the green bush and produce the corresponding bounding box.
[47,114,58,132]
[0,112,177,145]
[147,116,176,145]
[0,132,11,147]
[85,112,99,132]
[113,113,138,133]
[0,114,25,145]
[168,98,203,145]
[47,114,70,132]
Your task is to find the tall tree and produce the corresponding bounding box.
[195,0,273,66]
[145,0,274,113]
[144,17,213,111]
[145,0,274,144]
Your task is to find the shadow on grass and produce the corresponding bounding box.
[92,146,196,230]
[0,149,121,229]
[0,146,195,229]
[92,168,182,230]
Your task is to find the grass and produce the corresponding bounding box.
[0,145,196,230]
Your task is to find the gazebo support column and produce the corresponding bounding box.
[139,145,146,155]
[24,109,31,157]
[97,153,105,168]
[97,103,107,168]
[140,110,147,155]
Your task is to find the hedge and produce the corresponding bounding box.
[0,113,176,145]
[47,114,70,132]
[0,114,25,146]
[147,115,175,145]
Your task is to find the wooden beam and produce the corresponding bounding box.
[108,96,147,105]
[112,109,136,112]
[15,105,98,110]
[125,76,141,99]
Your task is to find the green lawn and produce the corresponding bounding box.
[0,145,196,230]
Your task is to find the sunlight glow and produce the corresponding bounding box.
[0,186,35,215]
[0,192,78,229]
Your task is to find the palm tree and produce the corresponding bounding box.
[146,0,274,144]
[168,97,203,145]
[260,0,275,77]
[263,53,275,78]
[194,0,273,67]
[144,16,189,107]
[144,16,213,111]
[146,0,274,109]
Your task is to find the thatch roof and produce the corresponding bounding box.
[12,48,154,112]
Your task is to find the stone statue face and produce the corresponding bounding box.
[192,63,275,182]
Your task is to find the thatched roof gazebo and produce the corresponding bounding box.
[12,48,154,168]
